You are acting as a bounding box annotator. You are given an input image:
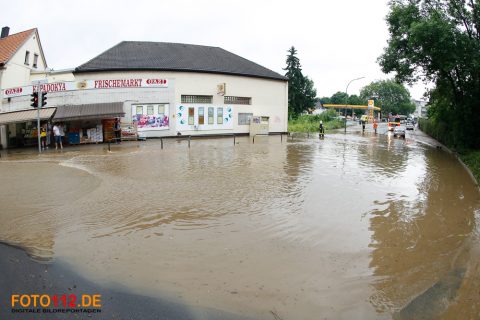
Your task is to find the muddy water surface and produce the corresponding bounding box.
[0,132,479,319]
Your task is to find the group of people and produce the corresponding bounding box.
[318,118,378,137]
[39,122,65,150]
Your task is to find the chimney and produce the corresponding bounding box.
[1,26,10,38]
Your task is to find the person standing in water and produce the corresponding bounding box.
[319,120,325,138]
[40,124,47,150]
[53,123,63,150]
[113,118,121,143]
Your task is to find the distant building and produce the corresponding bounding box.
[311,101,326,115]
[412,99,428,118]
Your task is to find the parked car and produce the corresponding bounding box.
[393,125,406,138]
[406,122,414,130]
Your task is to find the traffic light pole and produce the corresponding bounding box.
[33,79,47,153]
[37,89,42,153]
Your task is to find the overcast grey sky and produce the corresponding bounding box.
[3,0,428,99]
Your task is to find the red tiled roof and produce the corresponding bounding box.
[0,28,36,65]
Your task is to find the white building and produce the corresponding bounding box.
[0,27,48,148]
[413,99,428,118]
[1,39,288,148]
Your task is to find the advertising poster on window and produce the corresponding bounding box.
[132,104,169,131]
[176,105,233,131]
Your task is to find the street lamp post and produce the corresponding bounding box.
[344,76,365,133]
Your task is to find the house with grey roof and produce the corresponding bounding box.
[1,40,288,147]
[75,41,287,82]
[71,41,288,138]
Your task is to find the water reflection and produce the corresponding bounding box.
[0,135,478,319]
[356,133,410,179]
[0,162,100,260]
[368,147,479,318]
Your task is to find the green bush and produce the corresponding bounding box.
[418,118,458,151]
[419,117,480,183]
[288,110,344,132]
[459,151,480,184]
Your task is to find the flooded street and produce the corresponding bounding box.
[1,128,479,319]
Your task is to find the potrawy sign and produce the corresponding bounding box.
[1,78,169,98]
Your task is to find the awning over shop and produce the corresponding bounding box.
[53,102,125,121]
[0,108,56,125]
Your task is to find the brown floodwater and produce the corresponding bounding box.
[0,131,479,319]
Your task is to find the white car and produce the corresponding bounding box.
[393,126,406,138]
[406,122,414,130]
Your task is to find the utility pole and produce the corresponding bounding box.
[344,76,365,133]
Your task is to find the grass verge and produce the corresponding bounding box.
[459,151,480,184]
[288,113,345,133]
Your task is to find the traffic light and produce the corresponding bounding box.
[30,92,38,108]
[41,92,47,107]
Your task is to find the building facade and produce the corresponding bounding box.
[0,39,288,148]
[412,99,428,118]
[0,27,48,147]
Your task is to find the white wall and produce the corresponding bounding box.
[74,71,288,135]
[2,70,288,141]
[0,29,47,148]
[0,31,46,90]
[31,70,75,83]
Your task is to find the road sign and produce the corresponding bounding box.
[368,100,374,109]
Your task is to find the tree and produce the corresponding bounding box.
[347,94,365,106]
[284,46,303,117]
[360,79,415,116]
[378,0,480,148]
[284,46,317,117]
[318,96,331,105]
[302,76,317,111]
[330,91,349,105]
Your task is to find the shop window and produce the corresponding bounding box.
[158,105,165,115]
[147,105,154,115]
[188,107,195,125]
[198,107,205,125]
[238,113,253,125]
[208,107,214,125]
[224,96,251,105]
[24,51,30,65]
[217,108,223,124]
[181,95,213,104]
[136,106,143,114]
